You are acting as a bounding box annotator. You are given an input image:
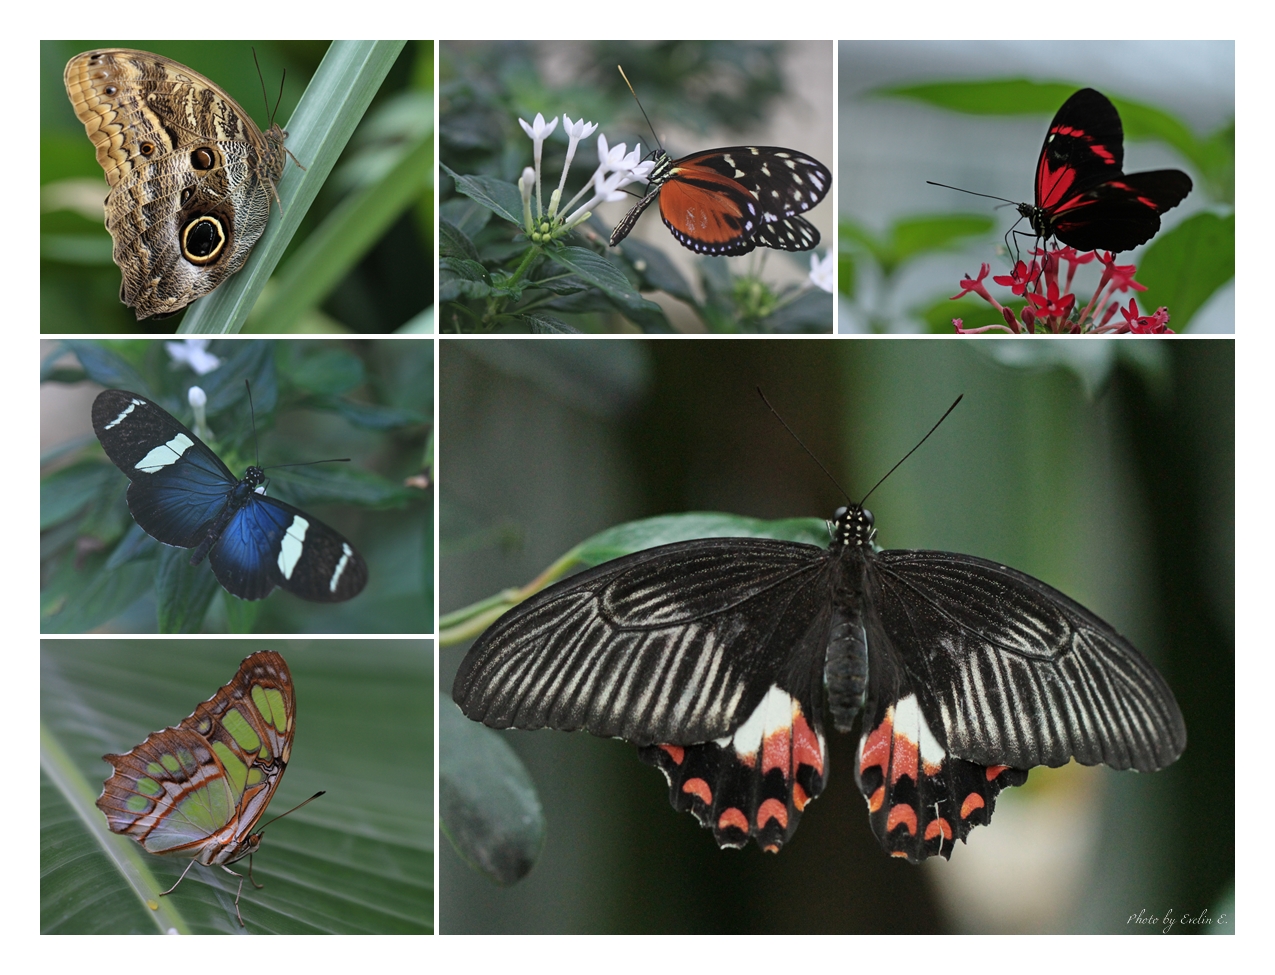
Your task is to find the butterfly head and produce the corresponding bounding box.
[224,831,264,865]
[243,465,266,489]
[831,504,875,550]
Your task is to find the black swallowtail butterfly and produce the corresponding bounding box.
[92,388,368,602]
[453,501,1185,862]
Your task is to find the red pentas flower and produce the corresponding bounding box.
[951,246,1173,334]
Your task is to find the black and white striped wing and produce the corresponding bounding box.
[453,536,836,852]
[870,550,1187,772]
[454,537,831,743]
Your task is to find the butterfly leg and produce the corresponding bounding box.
[217,864,252,927]
[158,858,198,897]
[246,852,265,890]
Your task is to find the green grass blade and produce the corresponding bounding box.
[250,126,432,331]
[178,40,407,334]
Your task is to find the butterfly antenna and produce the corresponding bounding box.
[926,180,1018,207]
[245,380,260,468]
[859,394,963,506]
[252,47,271,122]
[756,387,851,503]
[256,790,325,832]
[266,458,352,470]
[617,65,663,153]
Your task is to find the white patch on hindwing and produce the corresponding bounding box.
[134,433,195,473]
[277,515,309,579]
[716,684,794,758]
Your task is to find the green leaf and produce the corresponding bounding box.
[842,214,994,276]
[249,116,432,332]
[42,559,155,633]
[547,246,668,325]
[439,219,480,262]
[179,41,408,334]
[612,237,697,305]
[572,513,827,567]
[154,546,219,634]
[1135,211,1234,331]
[41,462,114,530]
[441,164,525,227]
[440,701,544,886]
[324,397,429,430]
[269,465,417,509]
[289,348,367,395]
[64,340,150,393]
[519,314,580,334]
[41,641,433,933]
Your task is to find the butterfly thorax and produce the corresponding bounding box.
[203,829,262,867]
[645,149,675,187]
[188,465,266,566]
[829,504,876,554]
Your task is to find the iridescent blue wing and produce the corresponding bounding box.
[210,494,368,602]
[92,389,236,547]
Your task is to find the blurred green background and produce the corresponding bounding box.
[439,338,1232,933]
[41,40,434,334]
[41,639,432,934]
[41,338,432,633]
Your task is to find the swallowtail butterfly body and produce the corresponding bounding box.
[92,388,368,602]
[453,501,1185,862]
[1018,88,1192,253]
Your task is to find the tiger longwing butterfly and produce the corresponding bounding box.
[92,388,368,602]
[1017,87,1193,253]
[453,422,1185,862]
[608,145,831,256]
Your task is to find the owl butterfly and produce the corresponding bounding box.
[64,48,294,320]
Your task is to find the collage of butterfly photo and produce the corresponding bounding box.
[35,36,1240,945]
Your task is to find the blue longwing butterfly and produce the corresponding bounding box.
[453,406,1185,862]
[1017,88,1192,253]
[92,388,368,602]
[608,145,831,256]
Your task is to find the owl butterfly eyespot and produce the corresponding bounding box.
[64,48,295,320]
[1016,88,1193,254]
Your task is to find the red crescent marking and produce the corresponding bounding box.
[887,803,918,836]
[868,785,885,813]
[681,778,712,805]
[924,818,953,841]
[985,765,1010,781]
[718,808,749,833]
[659,744,685,765]
[757,799,788,830]
[961,793,986,819]
[793,782,809,811]
[859,715,892,774]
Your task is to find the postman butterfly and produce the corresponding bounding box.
[92,388,368,602]
[453,412,1185,862]
[1018,87,1192,253]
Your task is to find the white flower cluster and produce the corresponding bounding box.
[517,112,655,243]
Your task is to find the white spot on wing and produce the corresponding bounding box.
[328,542,352,592]
[134,433,194,473]
[104,397,145,430]
[277,515,309,580]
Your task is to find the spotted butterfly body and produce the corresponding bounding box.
[454,503,1185,862]
[609,146,831,256]
[1017,88,1192,253]
[96,651,296,924]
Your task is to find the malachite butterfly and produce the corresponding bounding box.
[96,650,319,927]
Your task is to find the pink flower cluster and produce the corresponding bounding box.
[951,247,1172,334]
